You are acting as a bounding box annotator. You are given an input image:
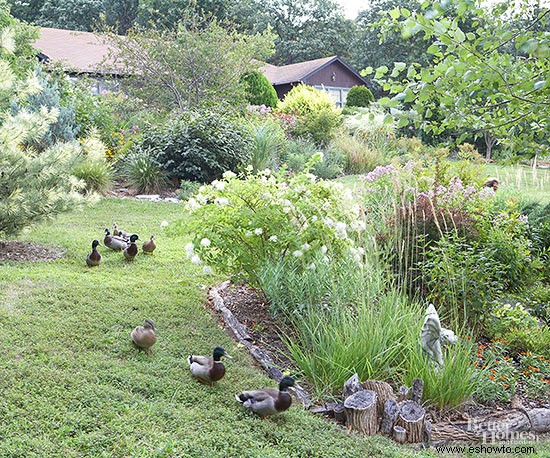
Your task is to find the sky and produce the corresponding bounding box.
[337,0,369,19]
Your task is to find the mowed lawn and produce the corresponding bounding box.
[1,198,547,457]
[0,198,432,458]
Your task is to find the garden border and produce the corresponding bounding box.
[208,280,312,408]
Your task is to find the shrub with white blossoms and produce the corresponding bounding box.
[179,169,367,286]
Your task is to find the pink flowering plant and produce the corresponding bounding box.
[179,158,366,287]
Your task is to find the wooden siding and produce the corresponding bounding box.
[304,61,365,89]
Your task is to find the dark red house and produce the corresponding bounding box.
[260,56,369,107]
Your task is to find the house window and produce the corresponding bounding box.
[313,85,349,108]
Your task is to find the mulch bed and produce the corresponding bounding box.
[0,241,66,262]
[216,282,297,374]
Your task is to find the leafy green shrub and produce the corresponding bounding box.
[178,180,202,201]
[242,70,278,108]
[12,67,79,151]
[72,135,113,194]
[249,120,286,172]
[180,167,362,286]
[281,139,344,179]
[278,84,342,146]
[120,150,168,193]
[474,341,518,403]
[345,85,374,108]
[134,111,253,183]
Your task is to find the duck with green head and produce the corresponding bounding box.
[188,346,232,386]
[123,234,139,261]
[235,376,295,418]
[86,240,101,267]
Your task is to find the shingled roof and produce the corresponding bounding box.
[34,27,119,75]
[260,56,368,86]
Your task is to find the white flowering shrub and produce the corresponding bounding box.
[179,165,366,286]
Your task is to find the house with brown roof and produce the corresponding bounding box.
[260,56,369,107]
[34,27,121,94]
[34,28,368,105]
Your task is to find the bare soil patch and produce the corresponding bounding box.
[0,241,66,262]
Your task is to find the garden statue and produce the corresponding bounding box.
[421,304,457,367]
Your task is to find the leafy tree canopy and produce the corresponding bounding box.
[103,14,274,113]
[368,0,549,159]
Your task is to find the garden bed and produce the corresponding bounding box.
[210,280,550,444]
[0,241,66,262]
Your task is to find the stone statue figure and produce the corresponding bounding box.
[421,304,458,367]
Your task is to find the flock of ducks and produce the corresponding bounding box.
[90,223,294,417]
[130,321,295,417]
[86,223,157,267]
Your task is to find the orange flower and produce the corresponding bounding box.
[489,375,496,381]
[490,369,496,374]
[524,370,531,375]
[503,383,509,388]
[529,366,540,372]
[500,376,505,380]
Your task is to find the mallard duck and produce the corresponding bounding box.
[188,346,232,385]
[131,319,157,355]
[123,234,139,261]
[142,235,157,254]
[104,228,128,251]
[86,240,101,267]
[235,376,295,418]
[113,222,130,241]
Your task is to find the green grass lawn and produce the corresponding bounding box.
[0,198,547,457]
[485,164,550,204]
[0,198,431,458]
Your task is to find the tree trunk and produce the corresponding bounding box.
[396,400,425,443]
[397,385,409,402]
[380,398,400,435]
[344,390,378,436]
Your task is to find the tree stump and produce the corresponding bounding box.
[343,373,364,399]
[363,379,395,418]
[344,390,378,435]
[396,400,425,443]
[410,378,424,404]
[393,425,407,443]
[397,385,409,402]
[334,403,346,424]
[380,398,400,435]
[423,419,432,445]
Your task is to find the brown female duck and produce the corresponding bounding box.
[131,319,157,355]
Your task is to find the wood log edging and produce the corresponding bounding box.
[208,281,312,409]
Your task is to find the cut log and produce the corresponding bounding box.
[393,425,407,443]
[526,408,550,433]
[397,385,409,402]
[423,420,432,445]
[396,400,425,443]
[334,403,346,424]
[344,390,378,435]
[453,410,531,435]
[343,373,364,399]
[380,398,400,435]
[410,378,424,404]
[363,379,395,418]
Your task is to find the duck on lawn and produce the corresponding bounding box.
[86,240,101,267]
[188,346,232,386]
[235,376,295,418]
[142,235,157,254]
[123,234,139,261]
[104,228,127,251]
[131,319,157,355]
